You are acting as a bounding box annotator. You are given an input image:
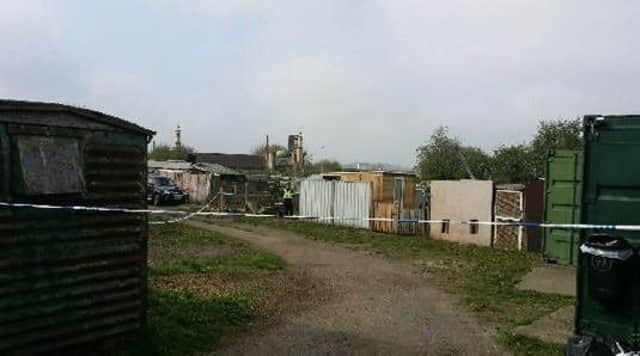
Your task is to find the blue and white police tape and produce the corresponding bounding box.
[0,201,187,215]
[2,201,640,231]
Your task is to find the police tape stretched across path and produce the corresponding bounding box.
[2,200,640,230]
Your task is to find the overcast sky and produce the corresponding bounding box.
[1,1,639,166]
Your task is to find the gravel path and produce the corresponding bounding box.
[186,221,506,356]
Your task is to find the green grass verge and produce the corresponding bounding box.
[232,217,573,355]
[150,223,244,247]
[122,289,252,356]
[117,224,286,355]
[149,223,285,275]
[151,253,285,276]
[501,333,565,356]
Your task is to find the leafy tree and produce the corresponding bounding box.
[491,144,535,184]
[416,126,490,180]
[252,143,288,158]
[460,146,492,180]
[530,118,582,176]
[308,159,343,174]
[149,144,196,161]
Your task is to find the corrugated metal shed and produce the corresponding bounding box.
[299,180,371,229]
[0,100,153,355]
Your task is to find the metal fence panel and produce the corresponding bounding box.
[299,180,333,220]
[334,181,371,229]
[299,180,371,229]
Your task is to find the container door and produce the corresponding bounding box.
[543,150,582,265]
[577,115,640,345]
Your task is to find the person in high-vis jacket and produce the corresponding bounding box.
[283,186,294,216]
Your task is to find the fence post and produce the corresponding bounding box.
[330,181,336,225]
[219,187,224,211]
[244,182,249,211]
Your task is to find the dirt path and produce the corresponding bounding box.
[186,220,506,356]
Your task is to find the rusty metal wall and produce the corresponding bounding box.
[0,110,149,355]
[524,180,544,252]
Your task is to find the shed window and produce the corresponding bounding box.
[17,136,84,195]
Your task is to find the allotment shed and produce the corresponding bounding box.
[0,100,154,354]
[322,171,417,208]
[321,171,422,234]
[430,180,494,247]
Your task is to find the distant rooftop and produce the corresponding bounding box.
[148,160,240,175]
[322,170,417,176]
[195,153,264,171]
[343,161,413,172]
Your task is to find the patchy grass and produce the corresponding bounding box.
[149,223,285,276]
[119,224,287,356]
[501,333,565,356]
[123,290,252,356]
[151,254,285,276]
[229,217,573,355]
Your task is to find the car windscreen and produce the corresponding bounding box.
[151,177,172,186]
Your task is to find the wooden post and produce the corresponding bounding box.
[244,182,249,211]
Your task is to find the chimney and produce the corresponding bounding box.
[175,125,182,148]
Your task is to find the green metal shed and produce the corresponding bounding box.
[543,150,582,265]
[0,100,154,354]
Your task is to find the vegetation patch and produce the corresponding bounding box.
[119,223,288,355]
[150,253,285,276]
[123,289,252,356]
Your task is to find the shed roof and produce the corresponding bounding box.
[194,162,241,175]
[195,153,264,170]
[323,170,417,177]
[0,99,154,136]
[148,160,194,171]
[148,160,241,175]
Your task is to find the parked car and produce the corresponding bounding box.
[147,175,188,205]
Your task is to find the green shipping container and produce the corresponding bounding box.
[568,115,640,355]
[543,150,582,265]
[0,100,154,355]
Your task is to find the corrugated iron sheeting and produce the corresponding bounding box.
[334,181,371,229]
[0,143,147,355]
[300,180,333,222]
[300,180,371,229]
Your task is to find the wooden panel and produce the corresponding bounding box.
[403,176,417,209]
[372,201,424,235]
[373,202,397,233]
[381,175,394,202]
